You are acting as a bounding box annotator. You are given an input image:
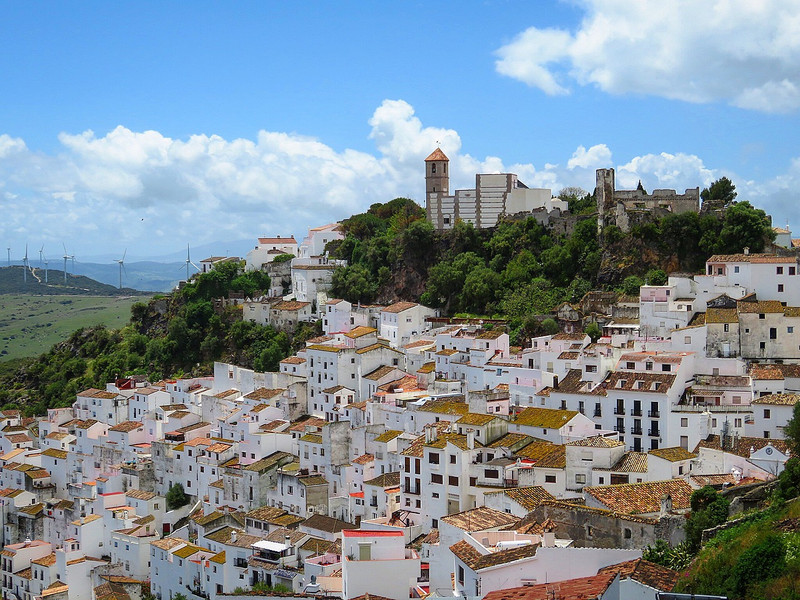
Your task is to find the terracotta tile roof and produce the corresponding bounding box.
[308,344,344,353]
[441,506,518,531]
[737,300,785,313]
[244,388,284,401]
[244,451,294,472]
[750,365,785,380]
[425,148,449,162]
[450,539,538,570]
[352,453,374,465]
[301,513,355,533]
[151,537,187,550]
[457,413,500,426]
[603,371,675,393]
[483,573,615,600]
[356,342,402,355]
[648,447,697,462]
[419,397,469,415]
[694,434,790,458]
[77,388,118,399]
[513,440,555,460]
[75,419,100,429]
[477,329,506,340]
[417,362,435,374]
[690,473,736,487]
[272,300,311,311]
[404,340,435,349]
[513,407,579,429]
[280,356,306,364]
[125,489,157,501]
[344,326,377,338]
[598,558,679,591]
[567,435,623,448]
[300,433,323,444]
[558,351,580,360]
[585,479,693,514]
[205,526,262,548]
[425,432,483,450]
[707,253,790,263]
[487,433,535,450]
[32,553,57,566]
[382,301,418,313]
[109,421,143,433]
[595,451,648,473]
[483,486,555,511]
[705,308,738,324]
[530,445,566,469]
[752,393,800,406]
[300,475,328,487]
[363,471,401,488]
[363,365,398,381]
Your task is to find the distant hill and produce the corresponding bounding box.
[0,266,151,296]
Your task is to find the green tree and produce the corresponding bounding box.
[701,176,737,209]
[166,483,189,510]
[621,276,644,296]
[541,318,560,335]
[584,322,602,342]
[785,401,800,459]
[685,486,730,552]
[645,269,668,286]
[715,201,775,254]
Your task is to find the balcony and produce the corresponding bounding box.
[648,429,661,437]
[613,425,625,433]
[630,408,642,417]
[648,410,660,418]
[614,407,625,415]
[402,484,420,495]
[630,426,643,436]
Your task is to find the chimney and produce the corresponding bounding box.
[467,429,475,450]
[744,247,750,255]
[231,530,238,543]
[543,531,555,548]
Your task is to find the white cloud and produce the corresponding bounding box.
[0,98,797,258]
[495,0,800,113]
[568,144,612,170]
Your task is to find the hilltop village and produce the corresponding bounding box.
[2,153,800,600]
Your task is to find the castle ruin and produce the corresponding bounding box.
[595,168,700,233]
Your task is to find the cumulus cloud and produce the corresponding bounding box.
[495,0,800,113]
[0,98,797,258]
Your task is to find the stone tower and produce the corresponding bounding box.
[425,147,449,196]
[595,167,616,230]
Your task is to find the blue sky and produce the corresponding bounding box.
[2,1,800,259]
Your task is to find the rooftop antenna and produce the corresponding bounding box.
[181,244,200,281]
[23,244,28,284]
[114,249,127,289]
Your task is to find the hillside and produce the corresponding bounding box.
[0,295,145,362]
[0,265,152,296]
[0,182,775,413]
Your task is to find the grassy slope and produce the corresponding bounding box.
[0,295,147,361]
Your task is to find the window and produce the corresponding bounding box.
[585,365,597,373]
[449,476,459,486]
[771,328,778,340]
[779,284,785,292]
[626,362,635,369]
[764,409,771,418]
[449,455,457,464]
[685,336,691,344]
[760,342,766,350]
[735,418,742,428]
[734,266,740,273]
[428,453,440,464]
[484,469,499,479]
[724,323,729,333]
[759,313,766,320]
[662,364,671,372]
[777,266,784,275]
[575,474,586,484]
[645,362,653,371]
[791,267,797,275]
[431,474,443,484]
[457,565,465,586]
[790,327,795,334]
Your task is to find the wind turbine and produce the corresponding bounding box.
[182,244,200,281]
[114,249,127,289]
[39,245,44,268]
[23,245,28,284]
[43,253,49,284]
[6,248,9,267]
[62,244,74,284]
